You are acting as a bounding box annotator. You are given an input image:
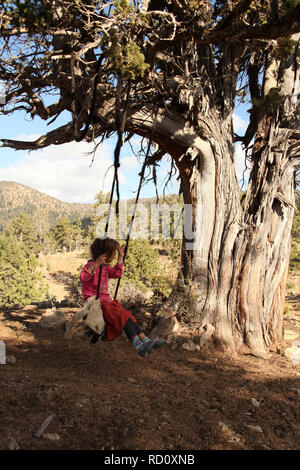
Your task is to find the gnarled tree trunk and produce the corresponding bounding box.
[129,39,300,356]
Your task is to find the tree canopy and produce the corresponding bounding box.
[0,0,299,157]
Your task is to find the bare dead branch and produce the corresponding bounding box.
[0,122,75,150]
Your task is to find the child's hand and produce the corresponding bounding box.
[94,253,108,267]
[86,254,107,275]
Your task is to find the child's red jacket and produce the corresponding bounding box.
[80,261,137,341]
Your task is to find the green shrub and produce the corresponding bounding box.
[122,239,167,295]
[0,233,48,307]
[289,242,300,271]
[291,195,300,242]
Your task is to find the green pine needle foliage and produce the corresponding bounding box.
[0,233,48,307]
[121,239,171,297]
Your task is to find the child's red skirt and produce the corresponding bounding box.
[100,300,137,341]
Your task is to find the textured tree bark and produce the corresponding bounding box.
[162,119,297,354]
[233,123,297,355]
[231,39,300,355]
[129,42,300,355]
[178,120,244,352]
[130,107,244,350]
[177,47,298,355]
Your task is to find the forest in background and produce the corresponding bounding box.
[0,181,183,307]
[0,181,299,309]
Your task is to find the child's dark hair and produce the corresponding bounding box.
[90,238,119,261]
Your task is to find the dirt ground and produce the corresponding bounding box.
[0,252,299,451]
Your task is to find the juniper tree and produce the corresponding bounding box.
[0,1,299,355]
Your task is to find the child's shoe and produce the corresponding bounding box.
[137,339,155,357]
[138,337,165,357]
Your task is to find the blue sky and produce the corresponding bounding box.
[0,103,249,204]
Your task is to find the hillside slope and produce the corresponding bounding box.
[0,180,93,229]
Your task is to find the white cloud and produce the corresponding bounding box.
[0,139,123,203]
[120,154,140,171]
[233,113,248,134]
[0,130,251,201]
[128,135,143,148]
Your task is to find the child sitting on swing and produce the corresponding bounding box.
[80,237,165,358]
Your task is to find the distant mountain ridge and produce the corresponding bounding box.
[0,180,94,230]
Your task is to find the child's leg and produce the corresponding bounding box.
[123,318,165,357]
[123,318,142,342]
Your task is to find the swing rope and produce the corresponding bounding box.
[94,76,159,302]
[96,77,131,300]
[113,105,159,300]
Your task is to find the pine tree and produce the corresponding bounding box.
[32,209,51,251]
[53,217,75,252]
[6,212,40,256]
[72,218,84,249]
[0,233,48,307]
[51,216,84,252]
